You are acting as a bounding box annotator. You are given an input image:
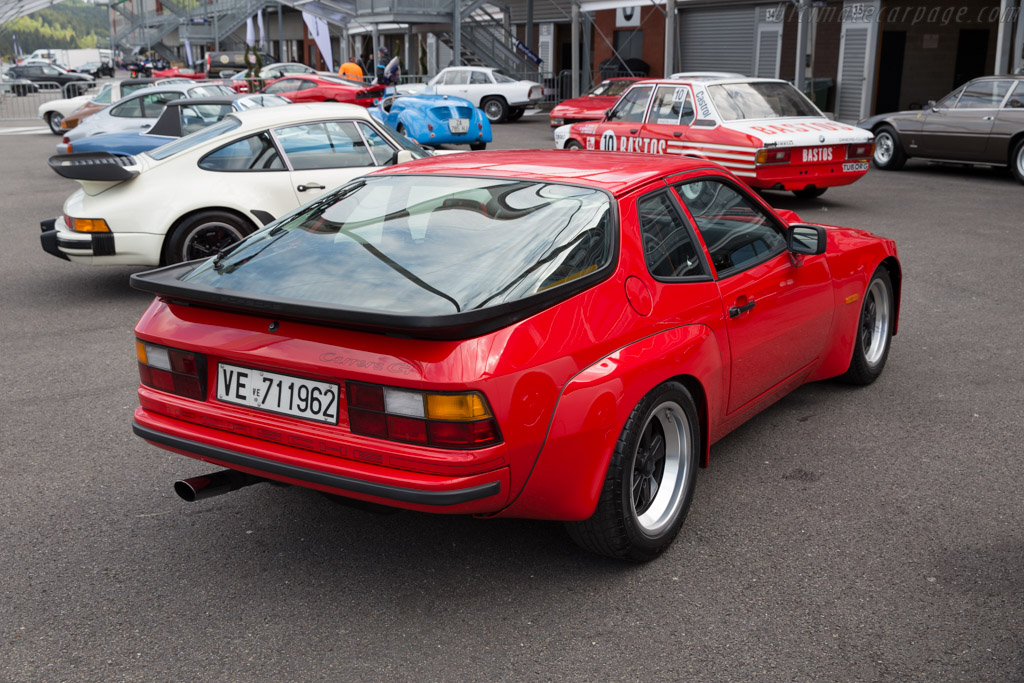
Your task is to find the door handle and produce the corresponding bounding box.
[673,131,683,137]
[297,183,325,192]
[629,128,639,134]
[729,299,756,317]
[981,115,994,121]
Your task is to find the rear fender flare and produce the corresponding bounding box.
[498,324,725,521]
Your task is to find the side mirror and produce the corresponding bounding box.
[390,149,415,165]
[787,224,827,256]
[605,108,614,120]
[927,99,937,110]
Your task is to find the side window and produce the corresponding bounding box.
[470,71,490,84]
[935,87,963,109]
[955,80,1013,109]
[638,191,705,279]
[199,132,284,171]
[609,86,653,123]
[264,78,300,94]
[445,71,470,85]
[141,92,180,117]
[110,97,143,118]
[675,180,785,276]
[276,121,374,170]
[649,86,695,126]
[357,122,396,165]
[1007,81,1024,109]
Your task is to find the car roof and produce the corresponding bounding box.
[375,150,716,195]
[227,101,372,127]
[164,94,252,107]
[650,76,787,86]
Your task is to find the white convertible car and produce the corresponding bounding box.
[41,103,431,266]
[399,66,542,123]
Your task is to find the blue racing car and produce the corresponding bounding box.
[369,93,491,150]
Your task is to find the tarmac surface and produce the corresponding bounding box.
[1,108,1022,682]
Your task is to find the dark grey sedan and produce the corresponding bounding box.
[857,75,1024,184]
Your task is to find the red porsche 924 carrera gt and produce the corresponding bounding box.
[130,150,900,561]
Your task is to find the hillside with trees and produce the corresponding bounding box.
[2,0,111,59]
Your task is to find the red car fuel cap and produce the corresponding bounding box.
[624,276,652,316]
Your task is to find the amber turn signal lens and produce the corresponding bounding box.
[426,393,492,421]
[70,217,110,233]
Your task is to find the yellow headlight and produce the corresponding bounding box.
[425,393,492,421]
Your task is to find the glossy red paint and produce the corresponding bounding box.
[132,151,899,524]
[549,77,644,127]
[152,67,207,80]
[261,74,386,107]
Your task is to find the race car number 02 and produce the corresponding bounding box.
[217,363,339,424]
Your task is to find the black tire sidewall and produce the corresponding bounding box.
[873,126,906,170]
[565,140,583,150]
[164,211,251,265]
[843,267,894,385]
[481,96,508,123]
[610,382,700,557]
[1011,138,1024,185]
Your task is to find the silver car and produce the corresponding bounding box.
[60,82,235,152]
[858,75,1024,184]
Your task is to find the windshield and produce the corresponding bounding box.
[146,117,242,160]
[588,79,635,97]
[91,83,113,104]
[707,82,822,120]
[182,175,613,316]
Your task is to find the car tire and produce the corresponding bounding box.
[841,266,894,386]
[506,107,525,122]
[872,125,907,171]
[481,96,509,124]
[46,112,64,135]
[164,211,254,265]
[469,141,486,151]
[1010,137,1024,185]
[792,186,827,199]
[565,381,699,562]
[564,140,583,150]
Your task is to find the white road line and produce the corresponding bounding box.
[0,126,50,135]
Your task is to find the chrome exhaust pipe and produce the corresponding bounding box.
[174,470,265,502]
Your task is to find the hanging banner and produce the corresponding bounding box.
[257,9,266,49]
[184,38,194,66]
[245,16,256,47]
[302,11,333,69]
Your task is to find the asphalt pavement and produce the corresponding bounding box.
[1,113,1022,682]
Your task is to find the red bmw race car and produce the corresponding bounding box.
[130,151,900,561]
[555,76,876,199]
[549,77,643,127]
[261,73,386,106]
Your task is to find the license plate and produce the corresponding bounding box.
[449,118,469,134]
[217,363,339,424]
[843,161,869,172]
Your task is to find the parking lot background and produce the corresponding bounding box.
[1,111,1022,682]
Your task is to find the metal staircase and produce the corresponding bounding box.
[112,0,274,54]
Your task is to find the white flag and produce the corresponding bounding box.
[184,38,193,66]
[257,10,266,49]
[245,16,255,48]
[302,12,333,70]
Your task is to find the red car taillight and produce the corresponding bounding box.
[136,340,206,401]
[346,381,501,449]
[755,148,791,165]
[847,142,874,159]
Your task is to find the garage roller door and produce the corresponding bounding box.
[678,6,756,76]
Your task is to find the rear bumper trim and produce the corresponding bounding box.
[132,419,502,506]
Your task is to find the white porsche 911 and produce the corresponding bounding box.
[41,103,431,266]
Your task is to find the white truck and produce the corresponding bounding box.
[23,48,113,71]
